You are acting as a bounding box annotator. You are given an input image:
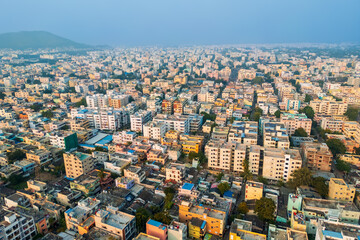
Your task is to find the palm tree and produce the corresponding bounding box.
[98,169,105,181]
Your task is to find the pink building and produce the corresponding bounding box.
[146,219,168,240]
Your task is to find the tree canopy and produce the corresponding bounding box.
[304,94,312,103]
[326,139,346,157]
[336,159,351,173]
[293,128,308,137]
[254,197,276,221]
[218,182,230,196]
[274,110,281,118]
[6,149,26,164]
[344,107,359,121]
[288,168,313,189]
[237,202,249,215]
[299,106,315,119]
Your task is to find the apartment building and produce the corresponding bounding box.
[310,100,348,115]
[230,219,266,240]
[161,99,174,115]
[166,163,185,183]
[94,206,136,240]
[339,154,360,168]
[263,122,290,149]
[108,95,129,108]
[49,131,78,151]
[178,201,226,236]
[143,122,167,140]
[146,219,167,240]
[86,94,129,109]
[63,151,94,179]
[280,113,312,136]
[315,219,360,240]
[0,209,37,240]
[26,149,53,165]
[328,178,356,202]
[70,119,90,131]
[130,110,152,132]
[205,141,261,174]
[113,131,137,144]
[228,121,258,145]
[263,148,302,182]
[245,181,264,201]
[124,166,146,183]
[173,99,186,115]
[320,117,343,132]
[300,142,332,171]
[342,121,360,144]
[153,114,190,134]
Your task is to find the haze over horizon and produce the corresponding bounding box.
[1,0,359,47]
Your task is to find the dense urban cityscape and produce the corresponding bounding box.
[0,44,359,240]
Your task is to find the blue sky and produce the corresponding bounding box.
[1,0,359,46]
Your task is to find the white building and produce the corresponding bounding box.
[0,209,37,240]
[130,110,152,132]
[143,122,167,140]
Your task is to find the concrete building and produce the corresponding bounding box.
[315,219,360,240]
[146,219,167,240]
[301,142,333,172]
[153,114,190,134]
[50,131,78,151]
[143,122,167,141]
[262,148,302,182]
[230,219,266,240]
[94,206,136,240]
[166,163,185,183]
[310,100,348,115]
[130,110,152,132]
[245,181,263,201]
[280,113,312,136]
[320,118,344,132]
[63,151,94,179]
[0,209,37,240]
[263,122,290,149]
[328,178,356,202]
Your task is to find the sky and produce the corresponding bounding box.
[1,0,359,47]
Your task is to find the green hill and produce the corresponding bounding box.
[0,31,90,50]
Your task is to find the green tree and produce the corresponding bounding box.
[344,107,359,121]
[288,168,313,188]
[336,159,351,173]
[241,158,253,181]
[274,110,281,118]
[304,94,312,103]
[299,106,315,119]
[355,147,360,155]
[254,197,276,221]
[0,91,5,100]
[135,208,151,232]
[41,110,54,118]
[6,149,26,164]
[294,70,300,75]
[237,202,249,215]
[30,103,42,112]
[217,182,230,196]
[74,98,87,107]
[201,112,216,122]
[153,212,172,225]
[326,139,346,157]
[311,177,328,198]
[258,176,268,185]
[293,128,308,137]
[251,77,264,85]
[216,172,224,182]
[97,169,105,181]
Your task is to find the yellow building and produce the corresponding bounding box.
[78,216,95,235]
[165,130,180,140]
[179,201,226,236]
[188,218,206,239]
[63,151,94,179]
[182,140,201,154]
[328,178,356,202]
[291,210,306,232]
[229,219,266,240]
[339,154,360,168]
[245,181,263,201]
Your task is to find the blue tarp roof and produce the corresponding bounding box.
[223,190,233,197]
[182,183,194,190]
[322,230,343,239]
[148,219,166,230]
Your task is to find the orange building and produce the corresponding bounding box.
[146,219,167,240]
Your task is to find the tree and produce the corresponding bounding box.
[344,107,359,121]
[355,147,360,155]
[311,177,328,198]
[254,197,276,221]
[241,158,253,181]
[74,98,87,107]
[153,212,172,225]
[201,112,216,122]
[304,94,312,103]
[95,146,107,152]
[251,77,264,85]
[97,169,105,181]
[164,187,175,210]
[251,107,263,122]
[293,128,308,137]
[217,182,230,196]
[0,91,5,100]
[326,139,346,157]
[336,159,351,173]
[216,172,224,182]
[135,208,151,233]
[237,202,249,215]
[30,103,42,112]
[6,149,26,164]
[294,70,300,75]
[288,168,313,188]
[274,110,281,118]
[299,106,315,119]
[41,110,54,118]
[258,176,268,185]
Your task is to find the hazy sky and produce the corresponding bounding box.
[1,0,359,47]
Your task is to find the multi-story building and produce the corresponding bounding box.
[161,99,174,115]
[320,118,343,132]
[280,113,312,136]
[342,121,360,144]
[315,219,360,240]
[228,121,258,145]
[130,110,152,132]
[188,218,206,239]
[168,221,187,240]
[300,142,333,171]
[0,209,37,240]
[230,219,266,240]
[178,201,226,236]
[86,94,109,108]
[94,207,136,240]
[108,95,129,109]
[262,148,302,182]
[328,178,356,202]
[49,131,78,151]
[146,219,167,240]
[63,152,94,179]
[143,122,167,140]
[339,154,360,168]
[70,119,90,131]
[262,122,290,149]
[112,131,137,144]
[26,149,53,165]
[310,100,348,115]
[245,181,263,201]
[153,114,190,134]
[124,166,146,183]
[166,163,185,183]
